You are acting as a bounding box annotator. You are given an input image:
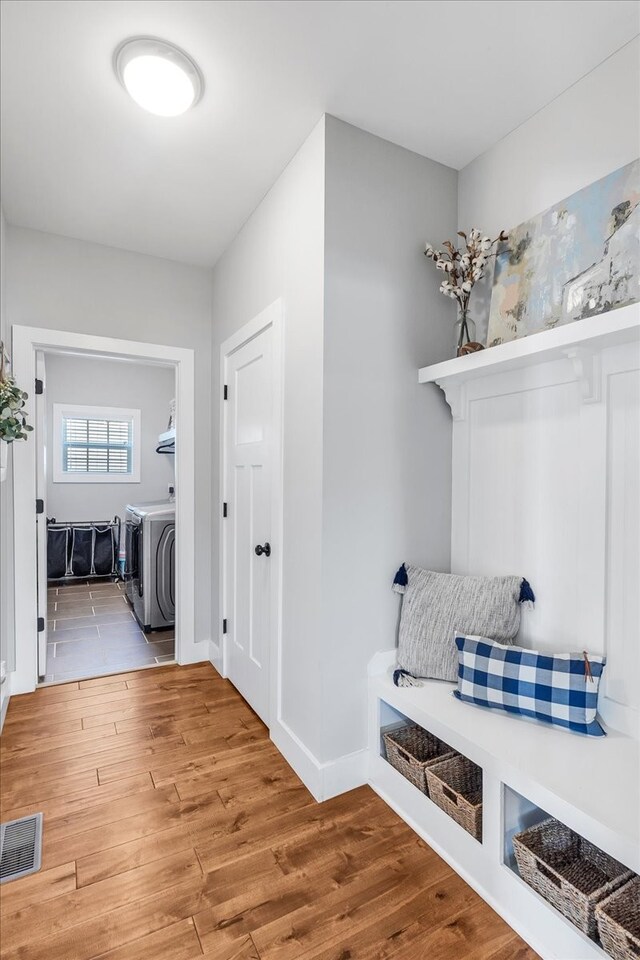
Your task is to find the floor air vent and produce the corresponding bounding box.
[0,813,43,883]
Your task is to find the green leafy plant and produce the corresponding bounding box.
[0,346,34,442]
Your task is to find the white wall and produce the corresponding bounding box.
[453,38,640,739]
[459,38,640,342]
[0,207,16,721]
[45,352,174,525]
[447,308,639,738]
[211,118,327,761]
[460,39,640,234]
[4,226,213,656]
[321,117,456,764]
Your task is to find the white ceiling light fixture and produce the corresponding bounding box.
[114,37,204,117]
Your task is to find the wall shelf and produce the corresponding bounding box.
[419,305,639,421]
[156,427,175,454]
[419,303,639,388]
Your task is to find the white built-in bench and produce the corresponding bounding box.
[368,651,638,960]
[367,305,640,960]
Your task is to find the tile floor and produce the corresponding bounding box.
[45,579,175,684]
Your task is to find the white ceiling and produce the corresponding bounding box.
[1,0,638,266]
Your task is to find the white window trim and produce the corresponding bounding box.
[53,403,141,483]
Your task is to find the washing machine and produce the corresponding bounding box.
[124,501,175,631]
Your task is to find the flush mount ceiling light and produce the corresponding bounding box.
[114,37,204,116]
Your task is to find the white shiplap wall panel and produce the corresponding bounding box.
[603,348,640,725]
[450,337,640,735]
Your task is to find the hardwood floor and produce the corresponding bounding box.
[0,662,539,960]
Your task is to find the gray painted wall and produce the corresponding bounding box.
[321,116,455,762]
[4,226,213,662]
[45,352,175,525]
[211,119,326,759]
[211,116,456,772]
[458,39,640,344]
[459,39,639,237]
[1,209,17,694]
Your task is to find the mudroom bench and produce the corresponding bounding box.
[367,650,638,960]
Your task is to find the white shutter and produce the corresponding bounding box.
[63,415,134,475]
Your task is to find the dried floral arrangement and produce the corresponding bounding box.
[0,343,34,442]
[424,227,508,354]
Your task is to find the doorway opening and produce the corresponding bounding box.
[40,350,177,684]
[10,325,196,695]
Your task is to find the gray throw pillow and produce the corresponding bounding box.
[392,564,533,684]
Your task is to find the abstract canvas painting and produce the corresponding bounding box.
[487,158,640,346]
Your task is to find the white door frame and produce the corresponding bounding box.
[10,324,198,694]
[35,350,48,679]
[219,300,284,728]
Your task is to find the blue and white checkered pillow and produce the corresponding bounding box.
[454,634,606,736]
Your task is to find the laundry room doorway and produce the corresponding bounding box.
[10,326,197,694]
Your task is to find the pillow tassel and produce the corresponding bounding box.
[393,668,423,688]
[519,578,535,605]
[392,563,408,595]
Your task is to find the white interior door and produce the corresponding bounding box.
[223,317,279,725]
[35,350,48,679]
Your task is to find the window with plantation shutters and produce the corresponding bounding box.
[53,405,141,483]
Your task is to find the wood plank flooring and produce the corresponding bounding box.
[0,662,539,960]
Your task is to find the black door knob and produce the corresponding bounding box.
[254,542,271,557]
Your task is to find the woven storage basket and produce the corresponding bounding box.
[424,754,483,841]
[512,818,633,939]
[596,875,640,960]
[382,725,456,796]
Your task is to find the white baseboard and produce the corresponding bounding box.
[208,639,222,675]
[271,717,367,802]
[178,638,212,666]
[322,746,369,800]
[204,645,366,803]
[270,720,323,799]
[0,671,12,732]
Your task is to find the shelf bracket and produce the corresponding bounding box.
[563,347,602,403]
[436,378,468,421]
